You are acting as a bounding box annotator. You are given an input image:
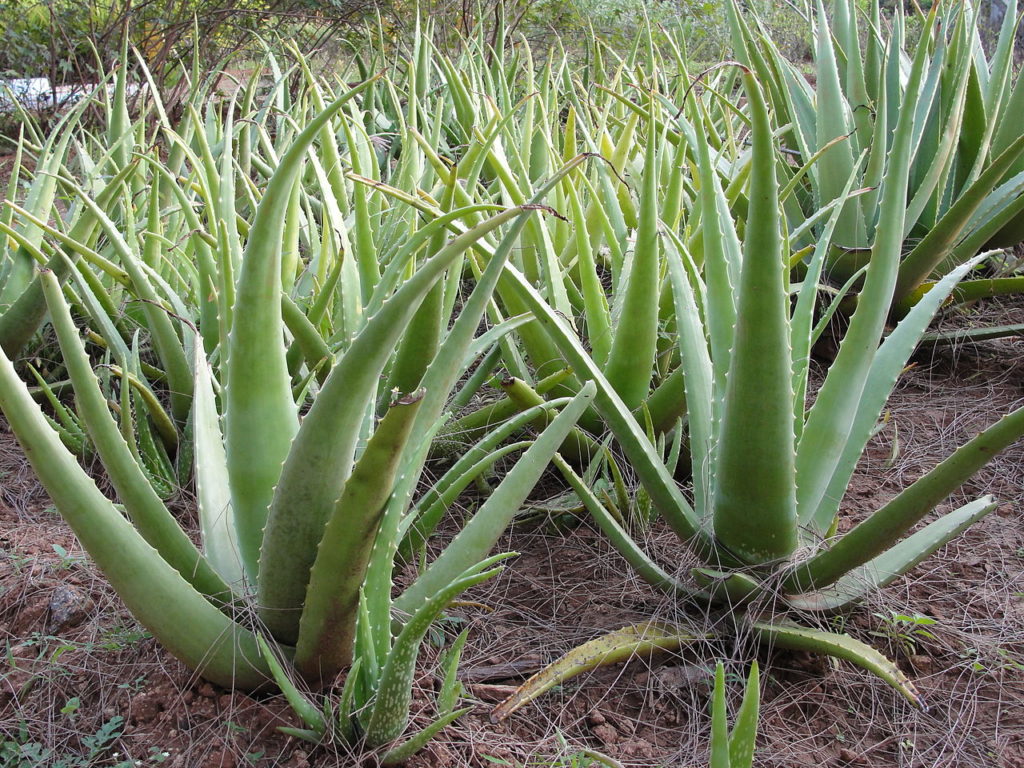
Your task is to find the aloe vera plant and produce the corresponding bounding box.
[487,57,1024,708]
[731,0,1024,327]
[0,57,603,756]
[376,25,732,457]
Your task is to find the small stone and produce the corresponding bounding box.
[47,584,92,631]
[588,710,606,726]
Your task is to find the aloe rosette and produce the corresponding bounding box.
[0,66,599,758]
[487,57,1024,709]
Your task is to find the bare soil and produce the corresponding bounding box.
[1,296,1023,764]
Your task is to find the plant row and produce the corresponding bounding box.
[0,1,1022,763]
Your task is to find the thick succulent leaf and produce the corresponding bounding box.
[256,634,327,739]
[192,344,244,588]
[664,231,714,516]
[0,160,138,357]
[809,255,987,535]
[895,133,1024,306]
[786,497,998,612]
[365,556,508,746]
[711,71,798,564]
[0,291,268,691]
[554,456,704,599]
[729,661,760,768]
[791,396,1024,591]
[796,25,930,525]
[813,0,864,248]
[919,323,1024,344]
[380,708,472,766]
[292,394,424,680]
[259,206,538,643]
[602,96,661,409]
[41,270,233,604]
[750,620,925,710]
[710,663,730,768]
[225,75,381,582]
[492,622,699,721]
[393,383,596,618]
[496,261,706,549]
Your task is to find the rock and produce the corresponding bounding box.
[47,584,92,631]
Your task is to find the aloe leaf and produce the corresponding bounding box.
[380,708,472,766]
[711,71,798,564]
[491,622,698,722]
[729,661,759,768]
[394,382,596,619]
[602,95,661,409]
[895,133,1024,309]
[335,656,363,744]
[751,619,925,709]
[710,663,730,768]
[436,628,470,715]
[275,727,323,744]
[61,178,194,424]
[259,206,537,643]
[808,254,987,535]
[40,270,233,603]
[192,344,244,588]
[0,119,74,307]
[280,294,332,382]
[664,233,715,518]
[384,277,444,402]
[902,41,969,239]
[257,634,327,739]
[340,107,381,306]
[787,497,998,612]
[365,556,508,746]
[0,160,138,357]
[919,323,1024,344]
[813,0,864,248]
[226,74,381,584]
[554,455,705,599]
[497,263,705,548]
[689,108,739,427]
[791,165,863,439]
[362,160,591,659]
[567,183,612,368]
[789,404,1024,592]
[291,393,423,680]
[0,299,268,690]
[796,24,930,525]
[404,439,532,555]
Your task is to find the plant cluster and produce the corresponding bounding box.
[0,1,1021,763]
